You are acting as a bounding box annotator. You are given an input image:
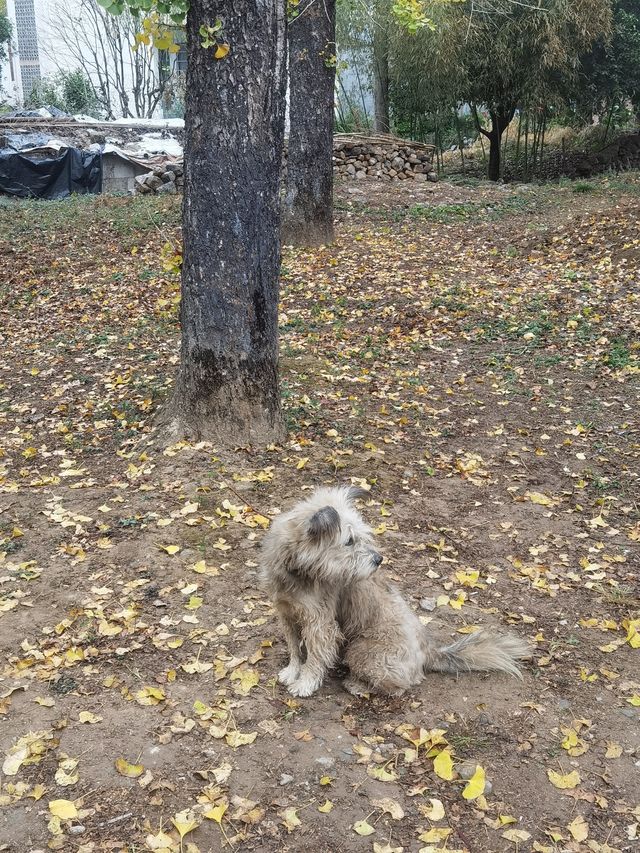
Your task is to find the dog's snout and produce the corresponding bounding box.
[372,551,383,567]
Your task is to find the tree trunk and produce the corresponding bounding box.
[163,0,288,445]
[282,0,336,246]
[483,108,515,181]
[372,14,390,133]
[487,129,500,181]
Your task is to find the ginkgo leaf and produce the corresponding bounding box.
[419,827,452,842]
[171,808,200,838]
[54,758,79,787]
[225,730,257,748]
[279,806,301,832]
[78,711,102,724]
[605,742,622,758]
[145,830,176,850]
[502,828,531,843]
[372,797,404,819]
[524,491,557,506]
[48,799,78,819]
[433,748,454,780]
[134,686,165,706]
[462,764,485,800]
[181,657,213,674]
[191,559,219,576]
[204,803,227,823]
[547,769,580,789]
[3,731,56,776]
[115,757,144,778]
[318,799,333,813]
[229,667,259,695]
[214,42,230,59]
[567,815,589,842]
[157,544,180,555]
[367,763,398,782]
[353,819,376,836]
[212,761,233,783]
[419,798,445,821]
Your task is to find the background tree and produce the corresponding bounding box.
[576,0,640,134]
[0,10,11,96]
[372,0,390,132]
[25,69,101,116]
[103,0,288,443]
[282,0,337,247]
[390,0,612,180]
[48,0,178,118]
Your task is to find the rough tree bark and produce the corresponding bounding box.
[163,0,288,444]
[282,0,336,246]
[372,13,390,133]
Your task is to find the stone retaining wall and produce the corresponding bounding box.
[134,134,437,194]
[332,137,437,182]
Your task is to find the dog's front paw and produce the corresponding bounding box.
[278,662,301,687]
[288,673,321,698]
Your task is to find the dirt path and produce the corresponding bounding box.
[0,175,638,853]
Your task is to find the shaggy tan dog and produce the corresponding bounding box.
[260,486,530,698]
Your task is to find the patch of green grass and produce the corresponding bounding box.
[409,202,477,223]
[0,194,180,243]
[572,181,596,194]
[447,732,491,752]
[605,339,631,369]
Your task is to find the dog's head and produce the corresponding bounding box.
[261,486,383,587]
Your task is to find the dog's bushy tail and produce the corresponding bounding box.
[424,631,531,679]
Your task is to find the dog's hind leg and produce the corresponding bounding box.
[288,612,342,698]
[277,605,303,687]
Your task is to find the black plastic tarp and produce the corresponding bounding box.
[0,147,102,199]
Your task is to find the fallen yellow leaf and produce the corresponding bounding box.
[353,819,375,836]
[78,711,102,724]
[462,765,485,800]
[567,814,589,842]
[279,806,301,832]
[115,757,144,778]
[157,544,181,555]
[419,797,445,821]
[433,748,454,780]
[547,769,580,789]
[171,808,200,839]
[48,799,78,819]
[372,797,404,819]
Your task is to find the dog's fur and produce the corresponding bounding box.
[260,486,531,697]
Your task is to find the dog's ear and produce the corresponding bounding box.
[308,505,341,543]
[346,485,368,504]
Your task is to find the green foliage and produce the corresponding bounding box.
[60,70,100,115]
[97,0,187,25]
[391,0,435,33]
[0,12,11,64]
[576,0,640,123]
[25,70,100,117]
[388,0,611,179]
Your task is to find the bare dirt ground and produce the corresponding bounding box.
[0,174,638,853]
